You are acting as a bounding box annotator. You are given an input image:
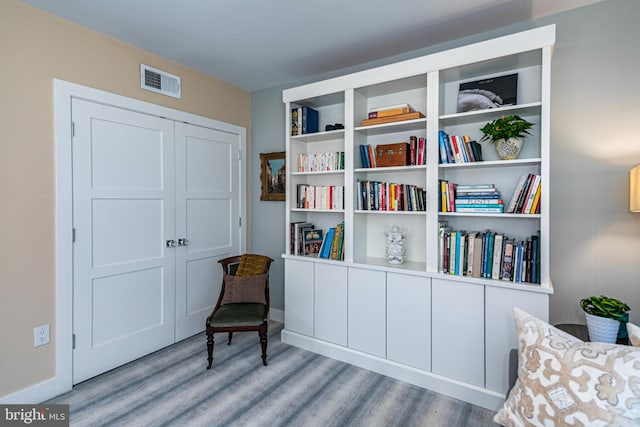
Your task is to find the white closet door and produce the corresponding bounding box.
[72,99,176,383]
[174,122,242,340]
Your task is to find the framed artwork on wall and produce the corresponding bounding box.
[260,151,286,201]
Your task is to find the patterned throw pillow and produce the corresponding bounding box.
[220,273,267,305]
[628,322,640,347]
[235,254,270,277]
[494,308,640,427]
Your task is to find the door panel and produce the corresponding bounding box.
[174,123,241,340]
[92,199,163,267]
[72,99,176,384]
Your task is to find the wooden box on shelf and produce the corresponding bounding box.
[375,143,410,167]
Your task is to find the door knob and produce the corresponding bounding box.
[166,239,177,248]
[178,238,189,246]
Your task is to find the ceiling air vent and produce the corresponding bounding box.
[140,64,181,99]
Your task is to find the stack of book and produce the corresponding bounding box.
[356,180,426,212]
[297,151,344,172]
[438,223,540,285]
[318,222,345,260]
[291,106,319,135]
[438,131,483,164]
[360,104,425,126]
[440,182,503,213]
[506,173,541,214]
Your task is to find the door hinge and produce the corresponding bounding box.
[71,122,75,137]
[72,334,76,349]
[238,150,241,161]
[72,228,76,243]
[239,217,242,227]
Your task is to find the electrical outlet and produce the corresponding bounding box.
[34,324,50,347]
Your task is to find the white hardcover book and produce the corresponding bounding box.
[466,232,478,276]
[506,173,529,213]
[491,234,504,280]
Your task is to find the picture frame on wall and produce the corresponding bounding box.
[260,151,286,201]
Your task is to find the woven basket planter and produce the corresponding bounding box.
[585,312,620,343]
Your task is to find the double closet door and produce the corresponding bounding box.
[71,99,242,383]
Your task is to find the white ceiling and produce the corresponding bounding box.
[20,0,600,92]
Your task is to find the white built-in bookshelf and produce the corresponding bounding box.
[281,25,555,411]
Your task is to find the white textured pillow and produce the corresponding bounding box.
[628,322,640,347]
[494,308,640,427]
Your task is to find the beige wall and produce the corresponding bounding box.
[0,0,250,397]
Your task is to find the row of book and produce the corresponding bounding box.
[297,151,344,172]
[505,173,541,214]
[291,106,319,136]
[296,184,344,210]
[439,182,504,213]
[438,223,540,284]
[290,221,345,260]
[357,180,426,212]
[438,131,483,164]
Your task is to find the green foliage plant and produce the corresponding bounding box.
[580,295,630,320]
[479,115,534,144]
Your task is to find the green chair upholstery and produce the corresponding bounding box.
[205,254,273,369]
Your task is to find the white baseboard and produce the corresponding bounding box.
[281,329,504,412]
[270,309,284,324]
[0,378,58,404]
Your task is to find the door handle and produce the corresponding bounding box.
[178,238,189,247]
[166,239,177,248]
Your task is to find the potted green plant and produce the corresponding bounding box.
[580,295,630,343]
[479,115,534,160]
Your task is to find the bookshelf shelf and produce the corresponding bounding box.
[291,170,344,176]
[291,129,345,143]
[354,118,427,136]
[282,25,555,409]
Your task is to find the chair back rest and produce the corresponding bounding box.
[216,254,273,307]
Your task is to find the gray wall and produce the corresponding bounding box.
[251,0,640,325]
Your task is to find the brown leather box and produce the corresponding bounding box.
[375,142,410,167]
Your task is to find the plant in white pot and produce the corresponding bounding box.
[580,295,630,343]
[479,115,533,160]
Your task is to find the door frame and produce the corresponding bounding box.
[54,79,247,395]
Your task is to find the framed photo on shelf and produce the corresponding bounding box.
[457,73,518,113]
[260,151,286,201]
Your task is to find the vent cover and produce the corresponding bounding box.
[140,64,181,98]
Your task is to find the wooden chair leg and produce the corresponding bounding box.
[228,332,233,345]
[259,329,268,366]
[206,332,214,369]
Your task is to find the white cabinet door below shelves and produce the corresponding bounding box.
[348,267,386,357]
[314,263,348,346]
[485,286,549,394]
[284,259,314,337]
[432,279,484,387]
[387,272,431,371]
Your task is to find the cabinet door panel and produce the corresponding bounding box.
[284,259,314,336]
[387,273,431,371]
[314,263,348,346]
[485,287,548,394]
[432,279,484,387]
[348,267,386,357]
